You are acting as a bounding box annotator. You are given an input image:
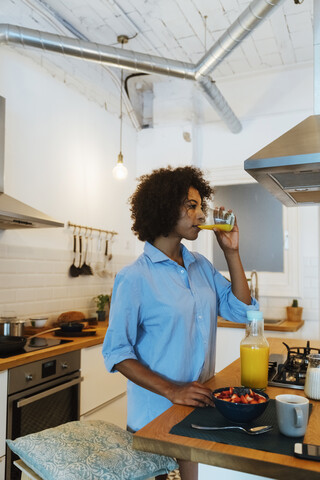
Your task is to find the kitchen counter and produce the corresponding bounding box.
[0,322,108,371]
[218,317,304,332]
[133,337,320,480]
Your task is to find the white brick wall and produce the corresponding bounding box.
[0,243,134,324]
[259,255,319,326]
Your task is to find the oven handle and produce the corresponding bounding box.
[17,376,83,408]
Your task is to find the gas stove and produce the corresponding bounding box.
[268,341,320,390]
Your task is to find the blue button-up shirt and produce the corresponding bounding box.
[102,242,258,431]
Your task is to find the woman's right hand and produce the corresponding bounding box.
[166,381,214,408]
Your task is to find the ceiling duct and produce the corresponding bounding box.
[0,0,284,133]
[245,0,320,206]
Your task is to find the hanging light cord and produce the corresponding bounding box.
[119,66,123,155]
[204,15,208,53]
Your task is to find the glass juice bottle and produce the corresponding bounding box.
[240,310,269,390]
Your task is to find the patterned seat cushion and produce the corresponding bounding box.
[7,420,178,480]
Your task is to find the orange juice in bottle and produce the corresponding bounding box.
[240,310,269,390]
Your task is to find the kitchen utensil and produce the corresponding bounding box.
[55,329,96,337]
[69,232,80,277]
[212,387,269,423]
[0,312,17,335]
[108,233,114,261]
[0,317,25,336]
[79,232,93,275]
[30,317,48,328]
[86,229,94,274]
[98,236,109,277]
[8,319,25,336]
[59,322,84,332]
[191,424,272,435]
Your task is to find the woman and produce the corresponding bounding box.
[103,165,258,480]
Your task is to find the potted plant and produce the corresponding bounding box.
[286,299,303,322]
[93,294,111,322]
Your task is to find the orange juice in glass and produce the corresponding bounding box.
[198,208,235,232]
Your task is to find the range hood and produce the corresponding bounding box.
[245,0,320,207]
[244,115,320,207]
[0,96,64,229]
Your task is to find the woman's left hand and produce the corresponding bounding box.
[214,216,239,253]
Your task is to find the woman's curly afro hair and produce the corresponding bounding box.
[129,165,214,243]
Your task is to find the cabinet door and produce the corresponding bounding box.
[0,371,8,458]
[0,456,5,480]
[81,393,127,429]
[81,344,127,416]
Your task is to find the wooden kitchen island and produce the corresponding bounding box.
[133,338,320,480]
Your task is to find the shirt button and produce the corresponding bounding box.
[198,315,202,319]
[180,269,184,274]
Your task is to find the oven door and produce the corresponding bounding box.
[6,371,81,480]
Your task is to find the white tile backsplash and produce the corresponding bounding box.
[0,243,134,324]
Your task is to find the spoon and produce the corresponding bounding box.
[191,424,272,435]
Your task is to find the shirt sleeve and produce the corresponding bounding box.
[213,267,259,322]
[102,269,141,373]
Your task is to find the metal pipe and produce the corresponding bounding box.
[0,24,195,80]
[0,23,241,131]
[0,0,284,132]
[197,76,242,133]
[195,0,284,78]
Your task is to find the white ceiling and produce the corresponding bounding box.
[0,0,314,124]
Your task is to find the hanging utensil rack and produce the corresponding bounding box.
[67,222,118,236]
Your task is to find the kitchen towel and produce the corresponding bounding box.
[170,400,313,457]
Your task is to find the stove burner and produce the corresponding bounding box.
[28,337,48,348]
[0,338,72,358]
[268,341,320,390]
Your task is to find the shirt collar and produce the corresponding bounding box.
[144,241,196,268]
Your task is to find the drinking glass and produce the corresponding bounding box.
[198,208,235,231]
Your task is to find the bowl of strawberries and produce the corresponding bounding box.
[212,386,269,423]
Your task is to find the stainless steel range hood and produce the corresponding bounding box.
[0,96,64,229]
[244,115,320,206]
[244,0,320,207]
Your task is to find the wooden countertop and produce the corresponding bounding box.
[218,317,304,332]
[0,323,108,371]
[133,337,320,480]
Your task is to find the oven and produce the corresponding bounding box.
[6,350,81,480]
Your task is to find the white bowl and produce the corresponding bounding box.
[30,317,48,328]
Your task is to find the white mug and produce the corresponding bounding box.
[275,394,309,437]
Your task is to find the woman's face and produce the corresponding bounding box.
[172,186,205,240]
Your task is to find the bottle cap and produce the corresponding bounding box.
[246,310,263,321]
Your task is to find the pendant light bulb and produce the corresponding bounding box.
[113,152,128,180]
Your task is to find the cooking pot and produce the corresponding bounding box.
[0,318,25,336]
